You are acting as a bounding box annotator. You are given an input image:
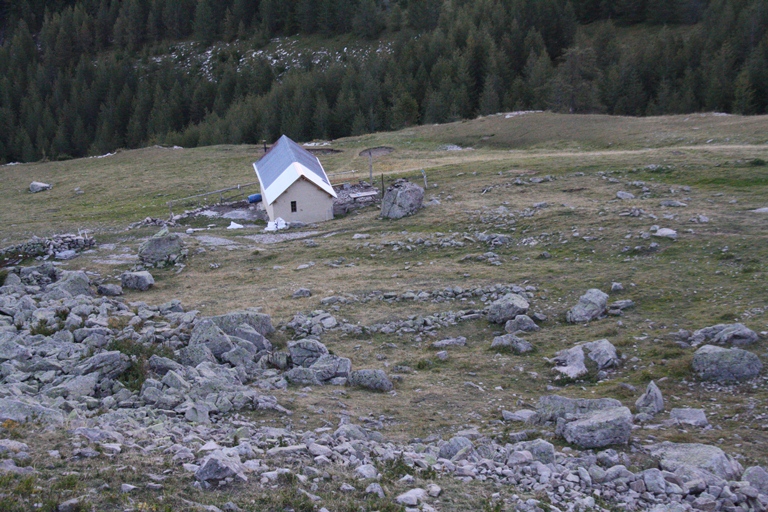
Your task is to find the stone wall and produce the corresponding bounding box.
[1,234,96,264]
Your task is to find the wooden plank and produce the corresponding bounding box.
[349,190,378,199]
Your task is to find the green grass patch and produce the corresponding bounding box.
[106,338,174,391]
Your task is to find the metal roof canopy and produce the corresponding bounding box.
[253,135,337,205]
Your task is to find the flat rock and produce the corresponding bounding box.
[560,407,633,449]
[431,336,467,348]
[395,488,427,506]
[491,334,533,354]
[502,409,536,422]
[646,442,743,482]
[566,289,608,323]
[210,310,274,337]
[653,228,678,239]
[617,191,635,200]
[691,323,758,347]
[536,395,623,423]
[0,398,64,424]
[669,408,708,427]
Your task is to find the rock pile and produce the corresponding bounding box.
[0,234,96,264]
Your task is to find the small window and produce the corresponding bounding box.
[290,201,297,213]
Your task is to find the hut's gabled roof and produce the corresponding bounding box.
[253,135,337,205]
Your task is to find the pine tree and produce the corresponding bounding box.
[353,0,382,39]
[732,68,756,114]
[194,0,218,46]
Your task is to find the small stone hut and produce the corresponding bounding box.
[253,135,337,224]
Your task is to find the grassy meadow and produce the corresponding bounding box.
[1,112,768,510]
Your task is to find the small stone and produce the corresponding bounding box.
[97,283,123,296]
[292,288,311,298]
[121,484,137,493]
[355,464,378,479]
[395,488,427,506]
[365,482,385,498]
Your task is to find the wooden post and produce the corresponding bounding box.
[421,169,428,189]
[368,150,373,183]
[381,173,385,199]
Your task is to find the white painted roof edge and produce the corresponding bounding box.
[256,161,337,205]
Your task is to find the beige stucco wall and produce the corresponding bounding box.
[265,178,334,223]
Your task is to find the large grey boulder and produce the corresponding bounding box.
[46,375,98,399]
[179,344,217,367]
[310,354,352,382]
[210,310,274,337]
[190,319,234,359]
[148,355,183,376]
[284,367,322,386]
[195,450,247,486]
[512,439,556,464]
[0,398,64,424]
[438,436,474,460]
[504,314,539,333]
[334,423,369,441]
[491,334,533,354]
[138,227,186,267]
[0,338,31,362]
[584,339,619,369]
[75,351,130,380]
[232,324,272,351]
[47,271,91,297]
[566,289,608,323]
[691,323,758,347]
[743,466,768,494]
[29,181,52,193]
[670,408,708,427]
[646,442,743,482]
[536,395,623,423]
[559,406,633,449]
[121,271,154,291]
[288,338,329,368]
[692,344,762,382]
[381,179,424,219]
[487,293,530,324]
[97,283,123,296]
[635,381,664,415]
[550,346,587,379]
[348,369,393,392]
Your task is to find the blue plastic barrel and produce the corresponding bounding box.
[247,193,262,203]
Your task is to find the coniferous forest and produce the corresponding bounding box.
[1,0,767,163]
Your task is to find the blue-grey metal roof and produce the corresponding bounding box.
[254,135,330,190]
